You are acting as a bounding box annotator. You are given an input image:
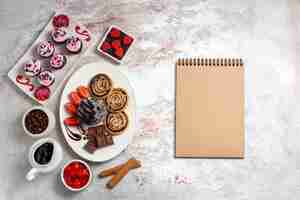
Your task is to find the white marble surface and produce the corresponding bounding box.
[1,0,300,199]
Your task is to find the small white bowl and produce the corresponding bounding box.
[22,106,55,138]
[61,159,92,192]
[96,25,135,64]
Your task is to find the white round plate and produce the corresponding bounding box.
[59,62,136,162]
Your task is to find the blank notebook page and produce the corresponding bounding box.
[175,58,244,158]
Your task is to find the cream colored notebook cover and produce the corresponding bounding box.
[175,58,244,158]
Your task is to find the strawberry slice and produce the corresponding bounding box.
[110,28,121,38]
[69,91,81,105]
[65,102,77,115]
[77,86,90,98]
[64,117,80,126]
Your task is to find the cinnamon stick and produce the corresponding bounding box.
[106,158,141,189]
[98,164,125,177]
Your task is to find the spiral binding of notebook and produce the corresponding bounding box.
[176,58,243,67]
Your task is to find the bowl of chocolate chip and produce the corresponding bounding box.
[22,106,55,138]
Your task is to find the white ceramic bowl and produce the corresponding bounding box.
[61,159,92,192]
[22,106,55,138]
[96,25,135,64]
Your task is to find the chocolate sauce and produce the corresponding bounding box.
[34,142,54,165]
[64,125,82,141]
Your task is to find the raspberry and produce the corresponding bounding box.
[114,47,124,59]
[111,40,121,49]
[110,28,121,38]
[100,41,111,51]
[123,36,133,45]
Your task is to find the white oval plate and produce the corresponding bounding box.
[59,62,136,162]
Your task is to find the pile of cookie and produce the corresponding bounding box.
[63,73,129,153]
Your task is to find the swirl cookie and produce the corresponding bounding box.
[105,111,128,135]
[105,88,128,112]
[90,74,112,98]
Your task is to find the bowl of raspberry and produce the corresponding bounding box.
[97,25,134,63]
[61,160,92,191]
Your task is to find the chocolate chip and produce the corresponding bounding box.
[25,109,49,134]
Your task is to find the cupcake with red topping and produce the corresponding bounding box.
[52,14,70,28]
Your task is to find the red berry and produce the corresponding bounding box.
[110,28,120,38]
[74,163,80,169]
[72,180,81,188]
[82,178,88,185]
[100,41,111,51]
[81,169,89,177]
[114,48,124,59]
[111,40,121,49]
[123,36,133,45]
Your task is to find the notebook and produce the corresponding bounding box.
[175,58,244,158]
